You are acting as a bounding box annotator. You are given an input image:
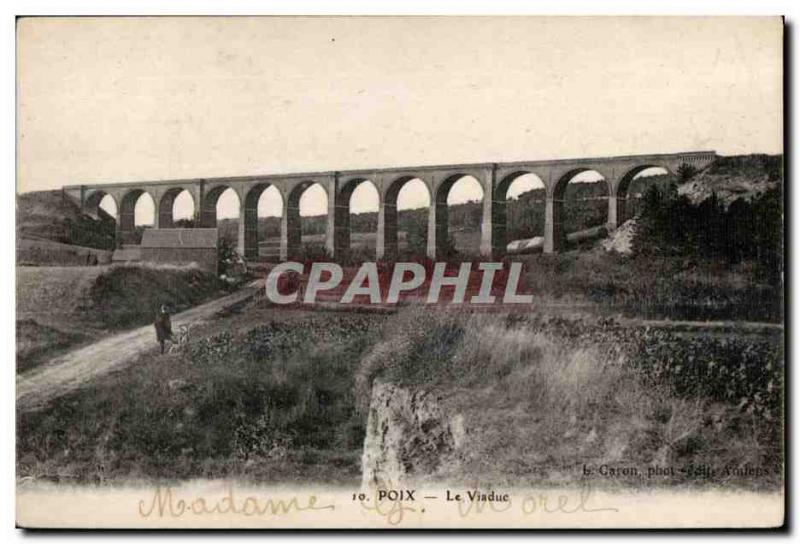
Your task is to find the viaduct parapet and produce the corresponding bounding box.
[62,150,716,260]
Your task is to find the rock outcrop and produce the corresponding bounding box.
[601,219,637,255]
[361,382,463,489]
[677,154,781,208]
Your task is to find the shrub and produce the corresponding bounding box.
[678,162,698,182]
[634,181,782,286]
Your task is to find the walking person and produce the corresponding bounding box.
[154,304,174,355]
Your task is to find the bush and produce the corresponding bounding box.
[218,235,244,277]
[678,162,698,182]
[634,184,783,286]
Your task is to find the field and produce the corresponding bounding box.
[17,237,113,266]
[16,296,783,490]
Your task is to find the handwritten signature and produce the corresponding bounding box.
[137,483,617,524]
[138,484,335,518]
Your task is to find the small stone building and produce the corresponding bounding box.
[140,228,219,274]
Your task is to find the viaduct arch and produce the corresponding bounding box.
[64,150,716,260]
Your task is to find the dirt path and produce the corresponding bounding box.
[16,281,263,412]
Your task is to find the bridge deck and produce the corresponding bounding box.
[63,150,716,189]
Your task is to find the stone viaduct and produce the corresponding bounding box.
[63,150,716,260]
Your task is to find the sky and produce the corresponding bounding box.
[17,17,783,223]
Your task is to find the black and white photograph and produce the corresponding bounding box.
[13,14,786,529]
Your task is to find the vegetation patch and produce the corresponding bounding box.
[16,305,782,489]
[520,250,782,323]
[16,190,116,250]
[358,309,783,490]
[17,314,385,485]
[81,264,228,328]
[16,264,229,372]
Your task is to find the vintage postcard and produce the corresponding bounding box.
[15,16,784,529]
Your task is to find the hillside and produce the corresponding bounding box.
[678,154,782,207]
[16,190,116,250]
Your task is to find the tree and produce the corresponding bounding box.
[218,235,242,276]
[405,215,427,254]
[677,163,698,182]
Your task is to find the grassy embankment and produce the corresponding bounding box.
[17,310,385,484]
[515,249,782,323]
[16,264,227,372]
[16,190,116,250]
[357,309,783,489]
[17,303,782,490]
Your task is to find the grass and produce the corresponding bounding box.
[81,263,228,328]
[516,250,782,323]
[16,319,88,373]
[16,266,106,317]
[15,263,229,372]
[16,190,115,250]
[17,311,386,485]
[17,237,112,266]
[357,308,783,490]
[264,237,782,323]
[17,304,783,490]
[16,266,108,372]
